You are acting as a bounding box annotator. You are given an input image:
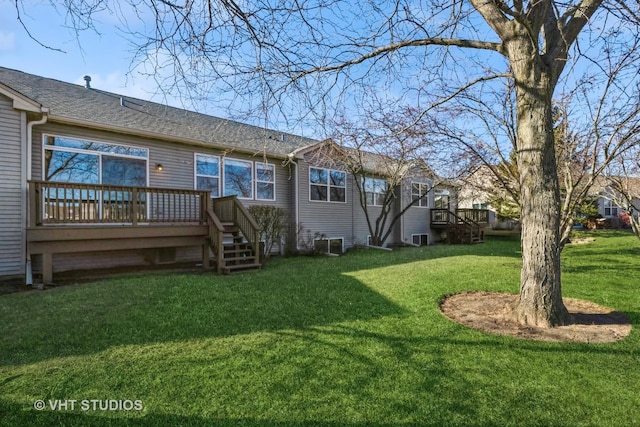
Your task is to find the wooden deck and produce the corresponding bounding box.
[430,208,489,244]
[27,181,261,283]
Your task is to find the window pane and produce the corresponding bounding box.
[366,192,374,206]
[44,150,99,184]
[46,136,147,157]
[256,182,274,200]
[330,170,346,187]
[196,155,219,176]
[330,187,346,202]
[224,159,253,198]
[310,168,327,184]
[310,184,327,201]
[256,163,274,182]
[197,176,220,197]
[375,192,385,206]
[102,156,147,186]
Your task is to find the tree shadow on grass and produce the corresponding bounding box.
[0,266,409,367]
[0,399,510,427]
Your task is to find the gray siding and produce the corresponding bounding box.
[0,95,25,277]
[400,180,434,245]
[30,121,295,273]
[297,160,355,250]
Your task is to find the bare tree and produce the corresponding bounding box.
[15,1,640,327]
[325,104,440,247]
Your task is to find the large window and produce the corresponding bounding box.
[309,167,346,203]
[42,135,149,222]
[44,135,148,186]
[363,177,387,206]
[224,158,253,199]
[411,182,430,208]
[195,154,220,197]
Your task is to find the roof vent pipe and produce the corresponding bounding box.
[120,97,125,107]
[83,75,91,89]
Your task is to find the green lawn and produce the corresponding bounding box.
[1,232,639,426]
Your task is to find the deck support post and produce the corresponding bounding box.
[202,244,210,270]
[42,253,53,284]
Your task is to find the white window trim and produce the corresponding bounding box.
[314,236,345,254]
[255,162,276,201]
[411,182,430,208]
[194,153,221,198]
[308,167,347,203]
[603,199,619,217]
[411,233,429,246]
[43,134,149,185]
[222,157,254,200]
[42,134,150,223]
[363,177,387,207]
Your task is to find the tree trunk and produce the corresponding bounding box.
[508,37,571,328]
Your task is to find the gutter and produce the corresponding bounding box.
[24,109,49,285]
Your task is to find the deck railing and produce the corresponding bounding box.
[212,195,260,253]
[430,208,487,244]
[430,208,489,224]
[29,180,210,226]
[456,208,489,224]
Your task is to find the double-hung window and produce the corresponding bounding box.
[195,155,275,201]
[255,162,275,201]
[363,177,387,206]
[309,167,346,202]
[434,189,450,210]
[195,154,220,197]
[411,182,429,208]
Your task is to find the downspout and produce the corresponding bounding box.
[288,153,300,251]
[25,109,49,285]
[400,182,404,244]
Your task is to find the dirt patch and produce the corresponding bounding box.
[568,237,596,245]
[440,291,631,343]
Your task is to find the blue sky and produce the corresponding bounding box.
[0,1,209,112]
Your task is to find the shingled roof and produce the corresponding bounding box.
[0,67,319,158]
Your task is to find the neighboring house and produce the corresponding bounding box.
[0,67,485,283]
[459,165,640,228]
[590,176,640,222]
[457,165,513,229]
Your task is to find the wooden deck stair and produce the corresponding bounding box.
[220,222,261,273]
[430,209,488,245]
[207,196,262,274]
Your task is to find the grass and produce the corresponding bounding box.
[0,231,639,426]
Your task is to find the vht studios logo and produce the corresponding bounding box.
[33,399,143,411]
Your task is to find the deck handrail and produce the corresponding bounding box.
[212,195,260,255]
[430,208,485,244]
[456,208,489,224]
[29,180,210,226]
[205,207,225,274]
